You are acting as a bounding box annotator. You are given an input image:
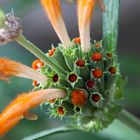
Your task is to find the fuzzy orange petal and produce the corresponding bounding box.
[0,58,47,84]
[40,0,70,48]
[0,89,67,136]
[78,0,96,52]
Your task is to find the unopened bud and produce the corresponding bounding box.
[5,12,22,40]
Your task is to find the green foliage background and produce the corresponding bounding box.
[0,0,140,140]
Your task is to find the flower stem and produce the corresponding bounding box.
[103,0,120,53]
[118,109,140,134]
[22,109,140,140]
[22,126,77,140]
[16,34,66,75]
[16,35,50,65]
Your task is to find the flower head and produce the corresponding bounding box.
[0,0,122,136]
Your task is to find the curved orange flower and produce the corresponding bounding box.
[78,0,105,52]
[0,58,47,83]
[78,0,96,52]
[40,0,71,48]
[0,89,67,136]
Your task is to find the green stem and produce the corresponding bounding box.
[22,126,77,140]
[103,0,120,53]
[22,109,140,140]
[16,35,66,75]
[118,109,140,134]
[16,35,51,65]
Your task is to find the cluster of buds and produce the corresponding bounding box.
[0,10,22,45]
[32,39,121,130]
[0,0,123,135]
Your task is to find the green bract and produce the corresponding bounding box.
[34,40,122,132]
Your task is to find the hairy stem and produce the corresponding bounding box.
[16,34,66,75]
[22,126,77,140]
[22,109,140,140]
[118,109,140,134]
[103,0,120,53]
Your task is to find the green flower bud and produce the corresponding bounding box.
[34,40,122,132]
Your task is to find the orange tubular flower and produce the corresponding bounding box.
[0,89,67,136]
[77,0,105,52]
[78,0,96,52]
[0,58,47,84]
[40,0,71,48]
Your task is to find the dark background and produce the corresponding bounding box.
[0,0,140,140]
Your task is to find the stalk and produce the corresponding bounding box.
[16,35,66,75]
[118,109,140,134]
[103,0,140,135]
[22,126,77,140]
[103,0,120,53]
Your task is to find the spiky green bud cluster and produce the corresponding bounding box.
[33,40,123,131]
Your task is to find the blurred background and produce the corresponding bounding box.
[0,0,140,140]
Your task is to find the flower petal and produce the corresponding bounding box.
[78,0,96,52]
[0,58,47,84]
[40,0,71,48]
[0,89,67,136]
